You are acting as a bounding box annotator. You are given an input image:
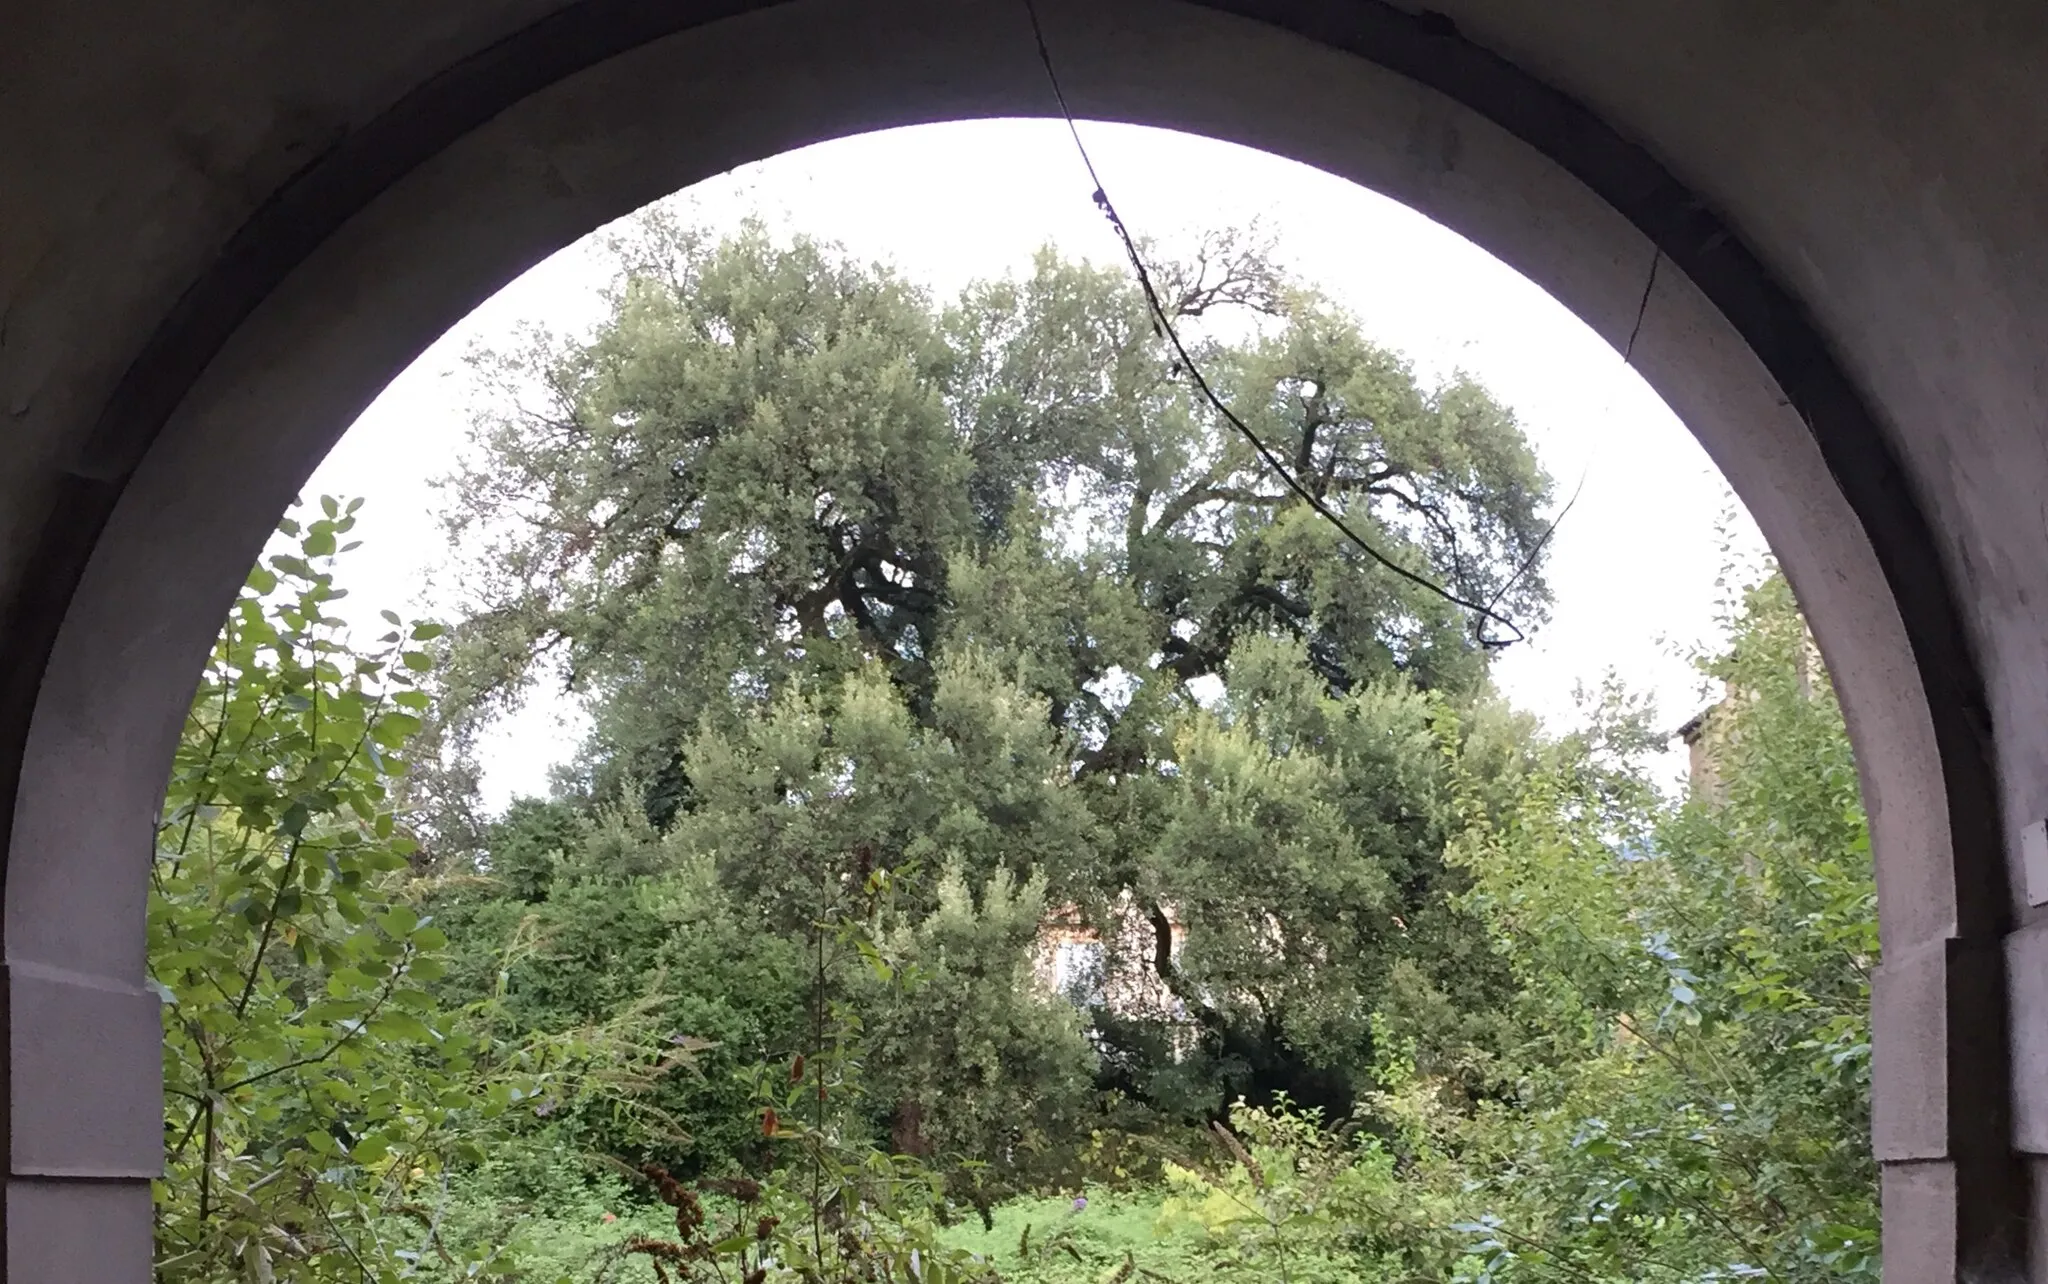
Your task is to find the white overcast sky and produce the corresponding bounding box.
[307,120,1767,810]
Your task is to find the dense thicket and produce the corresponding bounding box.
[153,522,1874,1282]
[151,210,1876,1282]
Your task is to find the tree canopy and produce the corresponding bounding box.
[423,213,1556,1157]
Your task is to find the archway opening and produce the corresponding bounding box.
[157,119,1868,1280]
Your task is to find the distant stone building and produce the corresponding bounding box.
[1677,701,1728,804]
[1031,894,1187,1024]
[1675,619,1823,804]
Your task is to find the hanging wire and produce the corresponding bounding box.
[1019,0,1550,648]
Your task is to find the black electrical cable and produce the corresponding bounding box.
[1020,0,1542,648]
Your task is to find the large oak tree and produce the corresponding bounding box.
[430,209,1556,1169]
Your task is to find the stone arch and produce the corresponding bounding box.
[1,1,2010,1278]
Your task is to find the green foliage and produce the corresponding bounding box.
[1375,571,1879,1282]
[1154,1101,1454,1282]
[158,213,1875,1284]
[490,798,585,903]
[969,571,1879,1284]
[433,213,1557,1151]
[419,816,810,1177]
[153,505,694,1282]
[585,852,1008,1284]
[860,864,1098,1185]
[152,501,503,1281]
[939,1188,1204,1283]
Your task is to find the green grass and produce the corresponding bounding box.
[939,1187,1212,1282]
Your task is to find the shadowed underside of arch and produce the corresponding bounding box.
[2,2,2042,1280]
